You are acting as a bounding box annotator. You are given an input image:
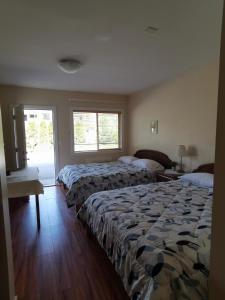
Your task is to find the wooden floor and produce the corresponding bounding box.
[10,187,129,300]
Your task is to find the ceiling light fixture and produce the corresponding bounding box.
[57,58,82,74]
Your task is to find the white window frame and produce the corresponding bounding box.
[71,107,124,154]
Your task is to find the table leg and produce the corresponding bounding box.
[35,194,40,230]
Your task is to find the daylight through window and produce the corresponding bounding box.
[73,111,121,152]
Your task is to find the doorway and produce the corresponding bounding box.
[24,108,56,186]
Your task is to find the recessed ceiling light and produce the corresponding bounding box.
[57,58,82,74]
[145,26,158,34]
[95,34,112,42]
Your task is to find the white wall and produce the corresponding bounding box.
[0,85,128,172]
[128,62,219,170]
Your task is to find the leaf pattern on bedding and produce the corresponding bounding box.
[57,161,154,207]
[78,180,212,300]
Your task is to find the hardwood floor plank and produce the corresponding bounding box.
[10,187,129,300]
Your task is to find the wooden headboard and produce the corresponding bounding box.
[134,149,174,169]
[193,163,214,174]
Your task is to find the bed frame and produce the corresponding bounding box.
[60,149,174,210]
[60,149,174,191]
[134,149,175,169]
[193,163,214,174]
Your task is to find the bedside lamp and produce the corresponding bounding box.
[177,145,186,173]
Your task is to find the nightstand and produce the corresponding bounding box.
[156,171,184,182]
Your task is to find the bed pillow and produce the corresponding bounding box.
[132,159,164,172]
[180,173,214,188]
[118,156,138,164]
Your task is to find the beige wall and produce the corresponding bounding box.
[0,61,219,173]
[128,62,219,170]
[0,85,128,172]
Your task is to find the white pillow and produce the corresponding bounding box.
[180,173,214,188]
[118,156,138,164]
[132,159,164,172]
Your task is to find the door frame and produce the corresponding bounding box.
[0,107,15,299]
[24,105,59,179]
[209,3,225,298]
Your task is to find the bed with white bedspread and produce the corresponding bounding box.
[78,179,212,300]
[57,150,174,208]
[57,161,155,207]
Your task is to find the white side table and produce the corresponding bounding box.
[7,167,44,230]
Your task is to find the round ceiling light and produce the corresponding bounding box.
[57,58,82,74]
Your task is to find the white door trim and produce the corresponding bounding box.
[24,105,59,179]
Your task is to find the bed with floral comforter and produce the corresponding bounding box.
[57,161,154,207]
[78,180,212,300]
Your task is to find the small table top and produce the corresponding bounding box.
[164,170,185,176]
[7,167,44,198]
[156,170,185,182]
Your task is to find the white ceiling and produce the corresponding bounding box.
[0,0,223,94]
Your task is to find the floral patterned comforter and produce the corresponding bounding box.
[78,180,212,300]
[57,161,154,207]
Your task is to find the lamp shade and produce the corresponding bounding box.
[178,145,186,156]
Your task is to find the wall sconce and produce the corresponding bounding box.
[150,120,158,134]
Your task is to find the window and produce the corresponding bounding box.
[29,114,37,119]
[73,111,121,152]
